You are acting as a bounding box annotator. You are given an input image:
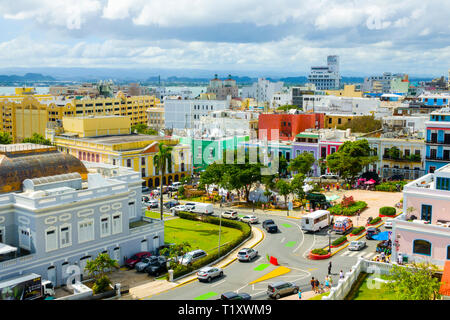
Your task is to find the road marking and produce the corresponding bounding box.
[348,251,359,257]
[194,292,218,300]
[211,279,226,287]
[307,268,318,272]
[254,264,270,271]
[364,252,376,259]
[281,237,286,243]
[340,251,350,257]
[255,256,263,263]
[277,217,304,253]
[281,223,292,228]
[249,266,291,284]
[285,241,296,248]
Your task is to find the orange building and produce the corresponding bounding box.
[258,113,324,141]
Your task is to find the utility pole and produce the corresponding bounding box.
[218,210,223,258]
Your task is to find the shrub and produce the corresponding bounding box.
[92,275,111,295]
[328,201,367,216]
[351,226,365,235]
[331,236,348,246]
[311,248,329,255]
[369,216,382,225]
[379,206,396,216]
[375,181,408,192]
[169,212,251,279]
[341,195,355,207]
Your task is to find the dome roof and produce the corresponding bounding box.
[0,151,88,194]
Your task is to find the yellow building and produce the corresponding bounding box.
[146,107,165,131]
[0,89,160,142]
[325,84,363,98]
[53,116,191,188]
[199,93,217,100]
[324,114,365,128]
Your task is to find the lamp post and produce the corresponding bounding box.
[218,209,223,258]
[328,230,332,253]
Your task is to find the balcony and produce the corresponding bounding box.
[129,216,164,234]
[383,155,422,163]
[426,140,450,145]
[426,156,450,162]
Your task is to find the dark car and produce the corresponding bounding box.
[145,256,168,276]
[262,219,278,233]
[125,252,152,269]
[164,200,180,209]
[219,292,251,300]
[366,227,380,240]
[142,186,150,193]
[136,256,167,272]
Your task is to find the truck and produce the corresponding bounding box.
[333,216,353,234]
[0,273,55,300]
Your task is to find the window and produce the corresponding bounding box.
[112,213,122,235]
[59,224,72,248]
[141,157,146,166]
[100,216,111,238]
[45,227,58,252]
[129,201,137,219]
[127,159,132,167]
[421,204,432,222]
[141,168,146,178]
[78,219,94,243]
[447,245,450,260]
[413,239,432,256]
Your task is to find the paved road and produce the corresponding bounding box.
[146,208,389,301]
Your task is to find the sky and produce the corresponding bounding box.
[0,0,449,77]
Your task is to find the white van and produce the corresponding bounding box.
[189,203,214,215]
[301,210,331,232]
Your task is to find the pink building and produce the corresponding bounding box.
[392,164,450,266]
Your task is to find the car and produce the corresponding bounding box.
[237,248,258,262]
[125,252,152,269]
[152,189,160,196]
[142,195,150,203]
[348,240,367,251]
[219,292,251,300]
[184,202,197,210]
[144,256,168,276]
[180,249,207,266]
[384,219,394,228]
[240,215,258,224]
[142,186,150,193]
[221,210,239,220]
[147,199,159,208]
[168,182,182,191]
[135,256,167,272]
[262,219,278,233]
[171,204,187,213]
[320,174,339,180]
[366,227,380,240]
[267,281,299,299]
[197,267,223,282]
[164,200,180,209]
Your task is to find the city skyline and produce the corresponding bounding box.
[0,0,448,77]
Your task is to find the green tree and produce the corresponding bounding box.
[131,123,159,135]
[386,262,442,300]
[154,142,173,220]
[84,253,119,294]
[288,151,316,176]
[275,179,292,208]
[159,242,192,268]
[199,162,224,196]
[276,104,301,112]
[290,173,306,200]
[387,146,401,160]
[0,132,12,144]
[278,155,288,177]
[326,139,377,183]
[22,133,52,145]
[337,115,382,133]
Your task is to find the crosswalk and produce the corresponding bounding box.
[339,250,377,259]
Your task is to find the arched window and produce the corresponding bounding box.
[413,239,432,256]
[174,175,179,182]
[155,177,160,187]
[148,179,153,188]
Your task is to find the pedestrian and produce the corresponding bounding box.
[325,276,330,290]
[397,253,403,265]
[339,270,344,280]
[298,288,302,300]
[310,277,315,292]
[328,261,332,275]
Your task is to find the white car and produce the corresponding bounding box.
[384,219,394,228]
[320,174,339,179]
[240,215,258,224]
[171,205,187,212]
[222,210,239,220]
[197,267,223,282]
[147,199,159,208]
[237,248,258,261]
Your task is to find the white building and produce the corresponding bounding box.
[164,99,228,129]
[363,72,407,93]
[272,90,293,108]
[241,78,284,107]
[307,55,341,90]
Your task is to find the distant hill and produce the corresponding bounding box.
[0,73,56,82]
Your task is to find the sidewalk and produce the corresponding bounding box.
[120,226,265,300]
[280,290,319,300]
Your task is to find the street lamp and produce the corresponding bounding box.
[218,208,223,258]
[328,230,332,253]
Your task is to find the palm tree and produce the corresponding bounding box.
[154,142,173,220]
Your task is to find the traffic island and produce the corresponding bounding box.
[349,227,366,237]
[330,236,348,248]
[308,249,332,260]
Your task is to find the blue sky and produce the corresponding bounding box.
[0,0,448,77]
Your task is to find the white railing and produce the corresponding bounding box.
[0,254,37,270]
[322,258,395,300]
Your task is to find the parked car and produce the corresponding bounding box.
[147,199,159,208]
[125,252,152,269]
[142,195,150,203]
[348,240,367,251]
[164,200,179,209]
[366,227,380,240]
[240,215,258,224]
[221,210,239,220]
[237,248,258,262]
[180,249,207,266]
[135,256,167,272]
[384,219,394,228]
[320,173,339,180]
[267,281,299,299]
[142,186,150,193]
[144,256,168,276]
[262,219,278,233]
[168,182,182,191]
[197,267,223,282]
[219,292,251,300]
[171,205,187,214]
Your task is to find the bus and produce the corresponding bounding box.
[300,210,331,232]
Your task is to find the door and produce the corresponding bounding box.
[153,236,160,252]
[61,262,69,286]
[421,205,432,222]
[444,150,450,160]
[79,256,91,279]
[47,266,57,286]
[113,247,121,264]
[141,239,148,252]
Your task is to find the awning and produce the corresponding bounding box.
[0,243,18,255]
[372,231,390,241]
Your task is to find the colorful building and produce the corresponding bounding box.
[325,84,363,98]
[392,164,450,266]
[425,108,450,173]
[258,113,324,141]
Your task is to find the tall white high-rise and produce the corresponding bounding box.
[308,55,341,90]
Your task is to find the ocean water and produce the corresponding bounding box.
[0,86,50,95]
